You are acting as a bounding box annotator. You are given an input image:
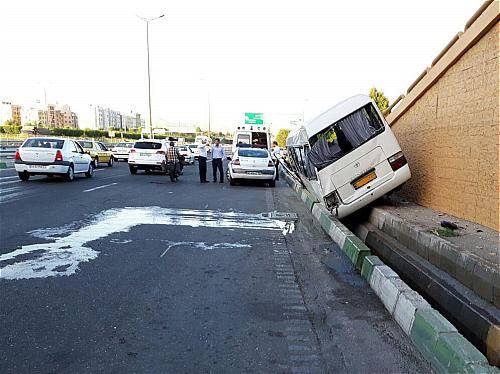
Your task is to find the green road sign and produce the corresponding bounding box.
[245,112,263,125]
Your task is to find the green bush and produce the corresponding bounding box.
[0,124,22,134]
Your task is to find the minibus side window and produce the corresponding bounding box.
[308,103,385,171]
[297,147,309,178]
[303,146,317,180]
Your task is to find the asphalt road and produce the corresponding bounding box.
[0,161,432,373]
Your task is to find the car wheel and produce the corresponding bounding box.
[145,168,151,174]
[129,165,137,174]
[269,179,276,187]
[107,157,114,167]
[85,163,94,178]
[93,157,98,167]
[18,172,30,181]
[65,165,75,182]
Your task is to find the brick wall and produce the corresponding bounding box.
[390,23,499,230]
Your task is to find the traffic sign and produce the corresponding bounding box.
[245,112,263,125]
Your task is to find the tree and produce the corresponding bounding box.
[369,87,389,112]
[195,126,202,133]
[275,128,291,148]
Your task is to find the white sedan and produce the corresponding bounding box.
[15,137,93,181]
[227,148,276,187]
[111,142,134,161]
[177,145,195,165]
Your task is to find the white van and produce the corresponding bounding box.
[231,124,271,155]
[285,94,411,218]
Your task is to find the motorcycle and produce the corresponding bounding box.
[166,155,185,182]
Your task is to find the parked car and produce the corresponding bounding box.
[111,142,134,161]
[77,140,114,167]
[128,139,168,174]
[227,148,276,187]
[178,145,195,165]
[14,137,93,181]
[187,144,200,158]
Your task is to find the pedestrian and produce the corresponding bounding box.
[211,138,226,183]
[198,140,209,183]
[166,141,181,182]
[271,140,281,181]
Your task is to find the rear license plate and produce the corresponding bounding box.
[29,165,48,169]
[352,170,377,189]
[247,171,261,175]
[139,153,150,157]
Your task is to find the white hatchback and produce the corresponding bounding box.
[227,148,276,187]
[128,139,168,174]
[15,137,93,181]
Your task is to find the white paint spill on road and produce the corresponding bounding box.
[0,206,294,280]
[83,183,117,193]
[159,241,251,257]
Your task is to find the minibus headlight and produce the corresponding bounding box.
[388,151,407,171]
[324,191,340,210]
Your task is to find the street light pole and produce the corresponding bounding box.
[137,14,164,139]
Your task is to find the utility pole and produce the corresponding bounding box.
[137,14,165,139]
[208,92,211,138]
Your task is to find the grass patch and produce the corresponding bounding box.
[436,227,458,237]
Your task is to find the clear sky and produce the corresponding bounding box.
[0,0,482,131]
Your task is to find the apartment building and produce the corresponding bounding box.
[38,104,78,128]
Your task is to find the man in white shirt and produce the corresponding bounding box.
[271,141,281,181]
[211,138,226,183]
[198,140,209,183]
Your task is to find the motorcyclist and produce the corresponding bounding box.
[166,141,182,182]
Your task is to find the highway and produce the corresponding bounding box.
[0,161,431,373]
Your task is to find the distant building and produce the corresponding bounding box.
[38,104,78,128]
[11,105,21,125]
[95,106,122,130]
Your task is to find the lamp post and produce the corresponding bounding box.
[137,14,165,139]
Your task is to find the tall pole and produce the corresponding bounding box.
[137,14,164,139]
[207,92,211,138]
[146,21,153,139]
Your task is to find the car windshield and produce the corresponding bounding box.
[238,149,269,158]
[134,141,162,149]
[22,138,64,149]
[78,141,93,148]
[188,145,197,149]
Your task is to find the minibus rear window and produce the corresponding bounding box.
[308,104,384,171]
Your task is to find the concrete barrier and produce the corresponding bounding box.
[281,168,499,373]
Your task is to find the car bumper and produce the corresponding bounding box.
[113,153,129,159]
[335,165,411,218]
[128,160,165,169]
[15,163,70,174]
[230,167,276,180]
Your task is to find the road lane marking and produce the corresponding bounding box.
[83,183,117,192]
[0,179,20,186]
[0,175,19,180]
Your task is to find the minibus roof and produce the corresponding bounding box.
[286,126,309,147]
[305,94,373,138]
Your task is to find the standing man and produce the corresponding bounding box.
[271,140,281,181]
[211,138,226,183]
[198,139,209,183]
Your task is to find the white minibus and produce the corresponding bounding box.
[285,94,411,218]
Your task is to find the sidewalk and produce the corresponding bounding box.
[364,195,499,308]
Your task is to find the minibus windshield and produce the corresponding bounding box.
[308,104,384,171]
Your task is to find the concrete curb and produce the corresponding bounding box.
[367,207,500,308]
[281,169,499,373]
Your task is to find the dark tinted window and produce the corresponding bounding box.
[134,141,162,150]
[23,138,64,149]
[238,149,269,158]
[308,104,385,171]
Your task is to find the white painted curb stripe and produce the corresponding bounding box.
[83,182,117,192]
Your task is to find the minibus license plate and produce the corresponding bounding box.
[352,171,377,190]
